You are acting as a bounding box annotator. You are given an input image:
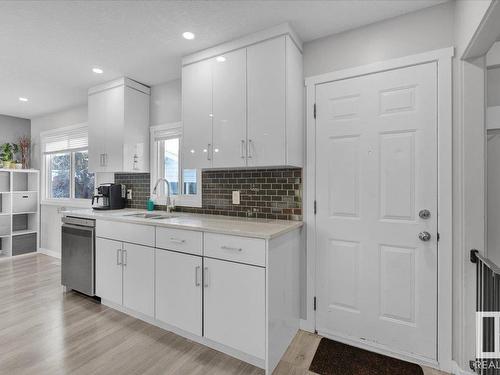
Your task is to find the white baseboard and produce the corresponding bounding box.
[451,360,476,375]
[38,248,61,259]
[299,318,315,332]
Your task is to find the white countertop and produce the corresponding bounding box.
[62,209,303,240]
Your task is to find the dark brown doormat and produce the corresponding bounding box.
[309,338,424,375]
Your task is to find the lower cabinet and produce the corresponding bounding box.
[96,237,123,306]
[203,258,266,360]
[96,237,154,317]
[155,249,202,336]
[122,243,154,317]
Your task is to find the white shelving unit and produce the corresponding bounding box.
[0,169,39,258]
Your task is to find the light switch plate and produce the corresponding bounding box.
[232,191,240,205]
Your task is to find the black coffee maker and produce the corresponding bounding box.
[92,183,126,210]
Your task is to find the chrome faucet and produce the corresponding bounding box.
[152,178,172,209]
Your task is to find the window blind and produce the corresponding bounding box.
[152,127,181,142]
[41,125,89,154]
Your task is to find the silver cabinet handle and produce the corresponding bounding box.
[240,140,245,159]
[195,266,201,287]
[207,144,212,161]
[203,267,209,287]
[122,249,127,266]
[221,245,242,252]
[247,139,253,159]
[116,249,121,265]
[170,238,186,244]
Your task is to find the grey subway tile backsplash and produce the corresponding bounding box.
[114,167,302,221]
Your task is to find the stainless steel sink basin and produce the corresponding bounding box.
[124,213,177,219]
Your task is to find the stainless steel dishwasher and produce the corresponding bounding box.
[61,216,96,296]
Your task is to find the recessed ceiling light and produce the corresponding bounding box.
[216,56,226,62]
[18,97,28,102]
[182,31,195,40]
[92,67,103,74]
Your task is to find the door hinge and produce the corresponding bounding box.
[437,232,440,242]
[314,200,317,215]
[313,296,317,311]
[313,103,316,119]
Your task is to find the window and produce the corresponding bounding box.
[41,124,95,202]
[150,123,201,207]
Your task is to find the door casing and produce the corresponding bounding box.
[303,47,454,372]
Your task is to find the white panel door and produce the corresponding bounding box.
[204,258,265,359]
[315,62,438,360]
[247,36,286,167]
[212,49,247,168]
[182,59,213,169]
[122,243,155,317]
[155,249,202,336]
[96,237,122,305]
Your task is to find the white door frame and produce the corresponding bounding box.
[302,47,454,372]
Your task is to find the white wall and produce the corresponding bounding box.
[452,0,494,370]
[0,114,31,146]
[488,67,500,107]
[303,2,454,77]
[31,79,182,255]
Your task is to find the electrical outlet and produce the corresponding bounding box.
[126,189,133,200]
[232,191,240,205]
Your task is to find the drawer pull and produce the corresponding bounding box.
[169,238,186,244]
[221,245,242,252]
[22,195,29,199]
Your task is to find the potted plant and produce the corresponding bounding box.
[1,143,19,169]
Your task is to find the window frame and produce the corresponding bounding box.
[150,122,202,207]
[40,123,94,207]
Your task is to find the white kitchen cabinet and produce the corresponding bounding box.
[123,243,155,317]
[212,48,247,168]
[88,77,150,173]
[247,36,303,167]
[247,37,286,167]
[181,28,303,170]
[155,249,202,336]
[96,237,123,306]
[96,232,154,318]
[203,258,266,360]
[182,60,213,170]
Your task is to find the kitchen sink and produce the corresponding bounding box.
[124,213,177,219]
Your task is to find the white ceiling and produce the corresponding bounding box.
[0,0,446,119]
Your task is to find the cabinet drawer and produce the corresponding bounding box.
[96,220,154,247]
[12,192,37,213]
[156,227,202,256]
[204,233,266,266]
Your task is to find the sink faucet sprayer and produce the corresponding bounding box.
[152,178,172,211]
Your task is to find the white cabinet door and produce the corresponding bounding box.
[247,36,286,167]
[155,249,202,336]
[204,258,265,359]
[88,86,124,172]
[212,49,247,168]
[88,93,107,173]
[96,237,123,305]
[182,59,213,169]
[122,243,155,317]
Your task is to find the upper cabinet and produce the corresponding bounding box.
[88,77,150,173]
[181,25,303,170]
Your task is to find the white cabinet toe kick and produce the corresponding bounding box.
[94,219,302,374]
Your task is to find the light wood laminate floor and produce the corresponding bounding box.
[0,254,448,375]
